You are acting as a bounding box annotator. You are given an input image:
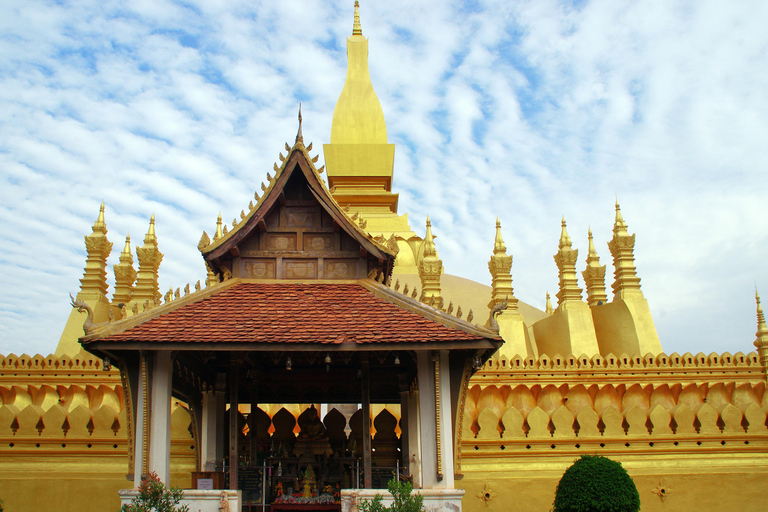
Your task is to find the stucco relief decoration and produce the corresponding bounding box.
[272,237,290,250]
[652,479,673,502]
[476,484,498,506]
[288,213,308,225]
[246,261,268,278]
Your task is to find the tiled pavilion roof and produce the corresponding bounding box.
[84,282,497,347]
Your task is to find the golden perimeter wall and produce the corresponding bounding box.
[1,350,767,511]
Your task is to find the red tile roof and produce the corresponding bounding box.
[89,283,492,345]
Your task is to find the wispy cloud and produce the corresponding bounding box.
[0,0,766,357]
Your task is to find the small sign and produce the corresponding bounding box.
[197,478,214,490]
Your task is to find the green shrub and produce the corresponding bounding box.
[553,455,640,512]
[121,472,189,512]
[358,479,424,512]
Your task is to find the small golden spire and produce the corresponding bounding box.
[488,217,517,310]
[79,202,113,300]
[353,1,362,36]
[545,292,553,315]
[215,212,223,239]
[608,200,643,298]
[583,227,608,307]
[113,234,137,305]
[418,216,442,302]
[553,217,583,307]
[755,289,768,364]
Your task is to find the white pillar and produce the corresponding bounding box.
[149,351,172,484]
[437,350,454,488]
[417,351,437,488]
[200,390,221,471]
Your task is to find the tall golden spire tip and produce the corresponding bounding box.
[353,1,363,36]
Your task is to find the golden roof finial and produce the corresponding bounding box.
[113,234,137,305]
[545,291,553,315]
[353,0,363,36]
[296,103,304,144]
[587,227,597,257]
[608,200,643,298]
[418,216,442,302]
[494,216,506,254]
[215,212,223,239]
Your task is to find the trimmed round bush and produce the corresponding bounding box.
[553,455,640,512]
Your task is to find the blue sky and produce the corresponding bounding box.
[1,0,767,357]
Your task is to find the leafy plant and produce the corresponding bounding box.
[358,479,424,512]
[552,455,640,512]
[121,472,189,512]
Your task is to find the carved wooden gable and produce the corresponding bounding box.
[203,147,394,281]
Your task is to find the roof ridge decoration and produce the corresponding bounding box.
[80,277,241,339]
[197,112,395,262]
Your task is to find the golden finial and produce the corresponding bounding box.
[559,216,572,248]
[545,292,553,315]
[353,1,362,36]
[587,227,596,257]
[296,103,304,144]
[614,197,628,235]
[215,212,223,239]
[93,201,107,232]
[494,216,506,254]
[423,216,437,258]
[120,234,132,262]
[144,213,156,244]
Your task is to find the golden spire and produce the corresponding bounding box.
[113,234,137,305]
[488,217,518,310]
[553,217,583,307]
[418,216,443,303]
[353,1,362,36]
[545,292,553,315]
[607,200,643,299]
[582,227,608,307]
[78,203,113,300]
[755,289,768,365]
[215,212,223,240]
[133,215,164,305]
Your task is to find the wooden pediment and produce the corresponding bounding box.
[202,144,395,281]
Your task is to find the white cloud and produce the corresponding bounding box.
[0,0,766,358]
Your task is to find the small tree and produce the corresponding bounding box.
[121,472,189,512]
[552,455,640,512]
[358,479,424,512]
